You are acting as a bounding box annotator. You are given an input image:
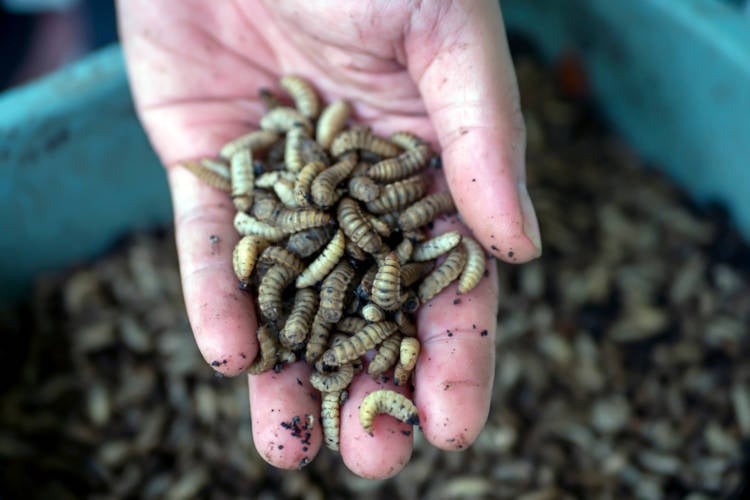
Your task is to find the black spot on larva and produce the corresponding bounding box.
[480,329,488,337]
[453,298,461,305]
[211,360,221,367]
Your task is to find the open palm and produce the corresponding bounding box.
[117,0,541,479]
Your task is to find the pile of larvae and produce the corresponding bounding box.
[182,76,486,451]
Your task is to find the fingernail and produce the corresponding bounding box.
[518,182,542,257]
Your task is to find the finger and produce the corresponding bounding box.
[248,362,323,469]
[339,370,414,479]
[414,217,499,450]
[409,0,542,263]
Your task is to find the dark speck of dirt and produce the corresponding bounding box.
[472,324,476,329]
[427,222,434,230]
[453,298,461,305]
[480,329,488,337]
[490,245,498,251]
[508,251,514,258]
[211,360,221,367]
[401,430,412,436]
[299,457,310,467]
[483,269,490,277]
[471,178,476,182]
[296,378,303,386]
[278,445,284,450]
[222,359,228,365]
[302,446,308,452]
[209,234,220,243]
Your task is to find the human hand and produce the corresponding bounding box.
[117,0,541,479]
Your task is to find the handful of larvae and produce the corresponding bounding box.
[181,75,486,451]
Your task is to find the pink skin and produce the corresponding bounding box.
[117,0,541,479]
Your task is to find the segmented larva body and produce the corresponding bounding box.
[259,246,305,275]
[365,175,427,214]
[334,316,367,335]
[394,337,421,386]
[294,161,328,207]
[259,107,313,134]
[367,144,431,182]
[280,75,321,119]
[247,325,278,374]
[337,197,382,254]
[284,126,308,172]
[273,178,299,208]
[457,236,486,294]
[372,252,401,311]
[365,213,392,238]
[394,238,414,264]
[368,333,403,377]
[330,126,399,158]
[321,390,346,451]
[296,229,346,288]
[310,362,354,393]
[258,264,298,321]
[234,212,286,241]
[412,231,462,262]
[232,235,268,283]
[345,237,369,261]
[388,131,425,150]
[319,260,356,323]
[361,302,385,322]
[280,288,318,349]
[255,170,297,188]
[180,159,231,192]
[316,99,351,149]
[311,154,357,208]
[220,129,278,160]
[286,225,335,258]
[359,389,419,435]
[300,135,329,166]
[398,192,457,232]
[277,348,297,365]
[348,175,380,202]
[393,310,417,337]
[305,309,333,364]
[320,321,398,368]
[230,148,255,211]
[273,206,331,233]
[356,265,378,300]
[418,244,468,303]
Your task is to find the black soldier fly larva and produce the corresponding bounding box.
[280,75,321,120]
[359,389,419,435]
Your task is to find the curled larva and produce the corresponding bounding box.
[319,260,356,323]
[418,244,468,303]
[220,129,278,160]
[359,389,419,435]
[305,309,333,364]
[321,390,346,451]
[273,178,299,208]
[232,235,268,283]
[411,231,462,261]
[247,324,278,374]
[234,212,286,241]
[394,238,414,264]
[348,175,381,202]
[286,225,335,258]
[311,154,357,208]
[280,288,318,349]
[294,161,328,207]
[367,144,431,182]
[280,75,321,119]
[273,206,331,233]
[330,125,399,158]
[457,236,486,294]
[259,246,305,275]
[255,170,297,188]
[365,175,427,214]
[310,363,354,393]
[258,264,298,321]
[316,99,351,149]
[284,126,308,172]
[361,302,385,322]
[334,316,367,335]
[337,197,382,254]
[320,321,397,368]
[230,148,254,211]
[371,252,401,311]
[367,333,403,377]
[296,229,346,288]
[393,310,417,337]
[398,192,457,232]
[259,106,313,134]
[180,159,231,192]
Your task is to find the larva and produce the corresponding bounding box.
[277,348,297,366]
[219,129,278,160]
[232,235,268,283]
[348,175,381,202]
[388,131,425,150]
[280,288,318,349]
[259,246,305,275]
[345,237,369,261]
[310,363,354,393]
[273,206,331,233]
[284,126,308,172]
[259,88,283,111]
[367,144,431,182]
[393,337,420,386]
[371,253,401,311]
[400,261,428,288]
[330,126,399,159]
[234,212,286,241]
[259,106,313,134]
[247,324,278,375]
[398,192,457,232]
[337,197,382,254]
[367,333,403,377]
[316,99,351,149]
[378,212,401,231]
[286,225,335,258]
[273,178,299,208]
[394,238,414,264]
[320,321,398,368]
[258,264,298,321]
[300,134,330,166]
[411,231,462,261]
[418,244,468,303]
[294,161,328,207]
[305,309,333,364]
[319,260,356,323]
[230,148,254,212]
[321,390,346,451]
[311,154,357,208]
[179,159,231,192]
[280,75,320,119]
[361,302,385,322]
[365,213,392,238]
[365,175,427,214]
[355,265,378,300]
[296,229,346,288]
[359,389,419,435]
[457,236,487,294]
[403,228,428,242]
[399,289,420,313]
[255,170,297,188]
[334,316,367,335]
[393,310,417,337]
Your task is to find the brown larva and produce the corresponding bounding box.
[259,106,313,134]
[457,236,487,294]
[219,129,278,160]
[366,144,431,182]
[334,316,367,335]
[310,363,354,393]
[398,192,457,232]
[179,159,231,192]
[330,125,399,159]
[247,324,279,375]
[367,333,403,378]
[286,225,335,258]
[258,264,298,321]
[365,175,428,214]
[393,238,414,264]
[355,264,378,300]
[259,246,306,275]
[411,230,462,261]
[280,288,318,349]
[316,99,351,149]
[321,390,345,451]
[280,75,321,120]
[365,213,392,238]
[361,302,385,322]
[234,212,286,241]
[393,310,417,337]
[337,197,382,254]
[311,154,357,208]
[319,260,356,323]
[348,175,381,202]
[296,228,346,288]
[388,131,425,150]
[359,389,419,435]
[273,178,299,208]
[232,235,268,283]
[320,321,397,368]
[230,148,254,212]
[305,309,333,364]
[371,252,401,311]
[284,126,308,172]
[294,161,328,207]
[418,244,468,303]
[273,206,331,233]
[255,170,297,189]
[393,337,420,386]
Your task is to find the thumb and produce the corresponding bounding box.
[408,0,542,263]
